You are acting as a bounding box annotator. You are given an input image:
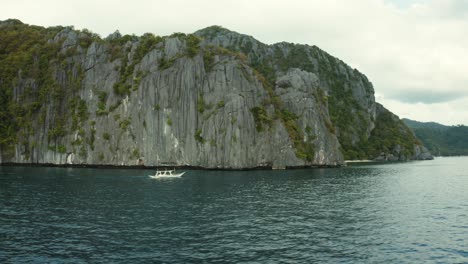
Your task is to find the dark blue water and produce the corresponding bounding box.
[1,157,468,263]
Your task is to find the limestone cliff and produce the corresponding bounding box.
[0,21,431,168]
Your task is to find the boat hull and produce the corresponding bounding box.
[148,172,185,179]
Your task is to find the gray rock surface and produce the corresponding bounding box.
[194,26,381,154]
[0,23,431,168]
[413,145,434,160]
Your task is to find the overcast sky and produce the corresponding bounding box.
[2,0,468,125]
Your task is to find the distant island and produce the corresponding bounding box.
[0,19,432,168]
[404,119,468,156]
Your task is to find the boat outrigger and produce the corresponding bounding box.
[149,169,185,179]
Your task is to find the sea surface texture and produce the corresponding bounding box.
[1,157,468,263]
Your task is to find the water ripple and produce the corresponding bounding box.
[1,159,468,263]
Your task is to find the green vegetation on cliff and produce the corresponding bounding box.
[0,20,98,158]
[326,105,423,160]
[0,20,64,156]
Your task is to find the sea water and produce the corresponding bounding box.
[1,157,467,263]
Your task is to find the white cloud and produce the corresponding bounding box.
[1,0,467,125]
[378,94,468,126]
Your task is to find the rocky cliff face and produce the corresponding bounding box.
[0,21,431,168]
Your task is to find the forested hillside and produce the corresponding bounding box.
[404,119,468,156]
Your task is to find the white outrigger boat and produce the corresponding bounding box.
[149,169,185,179]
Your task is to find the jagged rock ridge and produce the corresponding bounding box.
[0,21,431,168]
